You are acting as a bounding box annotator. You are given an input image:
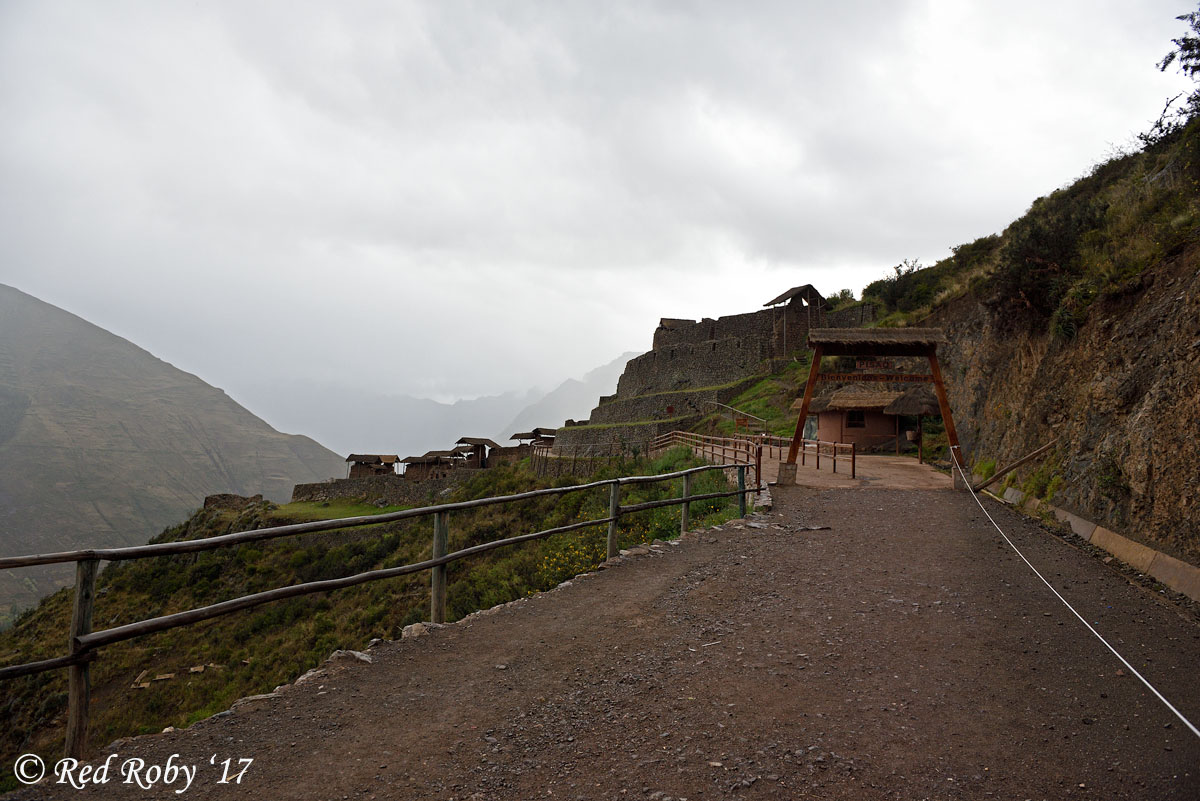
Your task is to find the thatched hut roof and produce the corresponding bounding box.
[346,454,400,465]
[798,388,905,413]
[401,453,453,465]
[456,437,501,449]
[883,385,941,416]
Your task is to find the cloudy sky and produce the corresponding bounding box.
[0,1,1193,415]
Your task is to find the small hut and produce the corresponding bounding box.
[883,386,941,463]
[401,451,455,481]
[805,388,905,450]
[346,454,400,478]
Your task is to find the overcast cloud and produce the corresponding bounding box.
[0,1,1192,412]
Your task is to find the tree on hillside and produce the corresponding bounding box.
[1144,4,1200,146]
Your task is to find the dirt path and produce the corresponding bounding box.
[11,487,1200,800]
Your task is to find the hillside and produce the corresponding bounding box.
[0,449,738,787]
[0,285,347,619]
[852,121,1200,562]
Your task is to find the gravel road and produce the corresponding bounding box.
[10,486,1200,800]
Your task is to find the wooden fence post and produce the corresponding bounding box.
[65,558,97,759]
[431,512,448,624]
[681,473,692,535]
[607,482,620,559]
[851,443,856,479]
[737,466,746,518]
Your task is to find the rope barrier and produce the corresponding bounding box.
[949,446,1200,740]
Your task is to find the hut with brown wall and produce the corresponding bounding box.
[809,388,905,450]
[456,437,501,469]
[401,452,455,481]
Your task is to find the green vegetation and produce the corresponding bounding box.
[861,238,1002,325]
[705,356,813,437]
[1020,449,1064,501]
[973,458,997,481]
[856,114,1200,338]
[0,447,739,790]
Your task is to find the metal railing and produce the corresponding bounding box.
[0,462,760,759]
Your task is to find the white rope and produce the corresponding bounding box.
[949,446,1200,740]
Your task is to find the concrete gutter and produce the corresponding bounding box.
[992,486,1200,604]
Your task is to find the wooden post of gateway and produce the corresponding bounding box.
[780,345,824,485]
[65,558,98,759]
[926,347,964,486]
[431,512,448,624]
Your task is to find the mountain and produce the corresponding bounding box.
[231,352,640,461]
[501,351,640,437]
[0,284,347,619]
[231,383,542,461]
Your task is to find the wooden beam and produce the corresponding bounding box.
[65,559,97,759]
[971,439,1059,493]
[817,373,934,383]
[926,348,962,465]
[430,512,448,624]
[786,345,823,464]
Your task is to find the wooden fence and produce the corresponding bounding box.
[0,463,759,760]
[756,434,856,478]
[530,440,655,478]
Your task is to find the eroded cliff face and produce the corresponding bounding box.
[930,250,1200,563]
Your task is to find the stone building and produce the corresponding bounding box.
[555,282,875,450]
[346,454,400,478]
[456,437,501,468]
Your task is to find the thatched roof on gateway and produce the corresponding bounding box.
[799,388,906,414]
[807,328,946,356]
[884,385,941,416]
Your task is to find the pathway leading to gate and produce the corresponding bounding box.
[14,486,1199,800]
[756,452,953,490]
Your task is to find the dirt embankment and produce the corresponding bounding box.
[10,486,1199,800]
[929,251,1200,565]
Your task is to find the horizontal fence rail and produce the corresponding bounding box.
[758,435,856,478]
[0,461,761,760]
[530,440,656,479]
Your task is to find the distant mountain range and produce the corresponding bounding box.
[500,354,636,437]
[0,284,347,620]
[233,352,640,461]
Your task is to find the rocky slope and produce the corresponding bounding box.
[915,123,1200,565]
[0,284,347,618]
[931,250,1199,564]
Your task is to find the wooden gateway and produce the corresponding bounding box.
[779,328,964,485]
